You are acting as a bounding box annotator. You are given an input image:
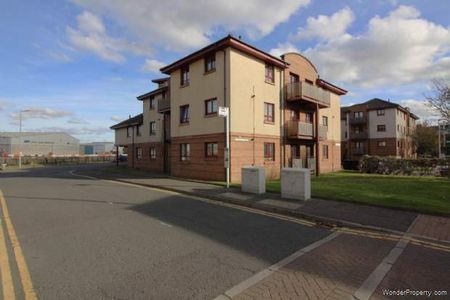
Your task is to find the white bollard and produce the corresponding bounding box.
[281,168,311,201]
[241,166,265,194]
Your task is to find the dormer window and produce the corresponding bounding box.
[181,65,190,86]
[205,54,216,73]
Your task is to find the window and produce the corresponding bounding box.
[205,98,218,115]
[289,73,299,83]
[290,110,298,121]
[126,127,131,137]
[305,112,313,123]
[354,126,361,133]
[136,125,142,136]
[322,145,329,159]
[354,111,364,118]
[149,121,156,135]
[344,131,348,139]
[397,124,400,131]
[205,142,218,158]
[397,141,400,148]
[378,141,386,147]
[377,109,385,116]
[149,147,156,159]
[181,65,190,86]
[355,142,363,149]
[204,54,216,73]
[264,102,275,123]
[180,143,190,161]
[136,147,142,159]
[377,125,386,132]
[264,143,275,161]
[322,116,328,126]
[149,96,156,110]
[180,105,190,124]
[265,64,274,83]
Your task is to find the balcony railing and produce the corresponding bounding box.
[285,81,331,106]
[287,121,313,137]
[349,117,366,125]
[352,148,364,155]
[350,132,368,140]
[287,121,329,140]
[158,98,170,112]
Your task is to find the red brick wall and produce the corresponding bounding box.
[127,142,164,172]
[230,133,281,183]
[171,133,225,181]
[368,138,398,157]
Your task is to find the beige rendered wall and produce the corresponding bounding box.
[319,93,341,142]
[369,108,397,139]
[114,127,130,146]
[169,50,227,138]
[142,96,164,143]
[229,48,282,137]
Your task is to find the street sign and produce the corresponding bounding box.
[218,106,229,117]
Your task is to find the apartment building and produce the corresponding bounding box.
[341,98,419,161]
[111,35,346,182]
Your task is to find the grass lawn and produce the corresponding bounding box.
[266,171,450,216]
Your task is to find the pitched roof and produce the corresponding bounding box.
[341,98,419,119]
[110,114,143,130]
[160,35,288,74]
[136,86,168,101]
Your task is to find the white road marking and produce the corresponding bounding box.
[214,231,342,300]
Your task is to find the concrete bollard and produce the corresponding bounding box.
[241,166,265,194]
[281,168,311,201]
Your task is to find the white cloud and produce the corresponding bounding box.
[9,108,72,123]
[36,126,111,136]
[110,115,124,122]
[71,0,310,51]
[0,100,7,111]
[293,7,354,41]
[67,117,89,124]
[270,42,299,58]
[141,59,166,73]
[398,99,439,121]
[67,11,151,63]
[299,5,450,88]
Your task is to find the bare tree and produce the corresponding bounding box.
[426,79,450,122]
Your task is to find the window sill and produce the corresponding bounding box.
[205,157,218,161]
[179,122,190,126]
[204,69,216,75]
[180,159,191,163]
[204,113,217,118]
[180,83,190,88]
[264,159,276,165]
[264,120,275,125]
[265,80,275,85]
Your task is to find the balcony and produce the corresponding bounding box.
[352,148,365,155]
[349,117,367,125]
[287,121,313,138]
[287,121,329,140]
[158,98,170,112]
[350,132,368,140]
[285,82,330,107]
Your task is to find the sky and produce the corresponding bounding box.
[0,0,449,142]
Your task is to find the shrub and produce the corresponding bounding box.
[359,155,449,176]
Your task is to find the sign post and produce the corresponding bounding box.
[218,106,230,188]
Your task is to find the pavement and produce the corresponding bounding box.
[0,164,449,300]
[76,164,446,242]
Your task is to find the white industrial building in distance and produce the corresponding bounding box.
[79,142,114,155]
[0,132,79,156]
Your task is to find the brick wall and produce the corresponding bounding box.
[127,142,164,172]
[171,133,225,181]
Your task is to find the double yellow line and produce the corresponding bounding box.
[0,190,37,300]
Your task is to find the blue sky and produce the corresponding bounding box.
[1,0,449,142]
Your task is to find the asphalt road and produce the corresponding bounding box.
[0,165,331,299]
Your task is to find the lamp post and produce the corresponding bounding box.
[438,119,448,158]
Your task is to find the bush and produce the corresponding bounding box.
[359,155,450,176]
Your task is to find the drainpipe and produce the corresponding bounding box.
[315,103,320,176]
[280,69,285,169]
[222,49,229,182]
